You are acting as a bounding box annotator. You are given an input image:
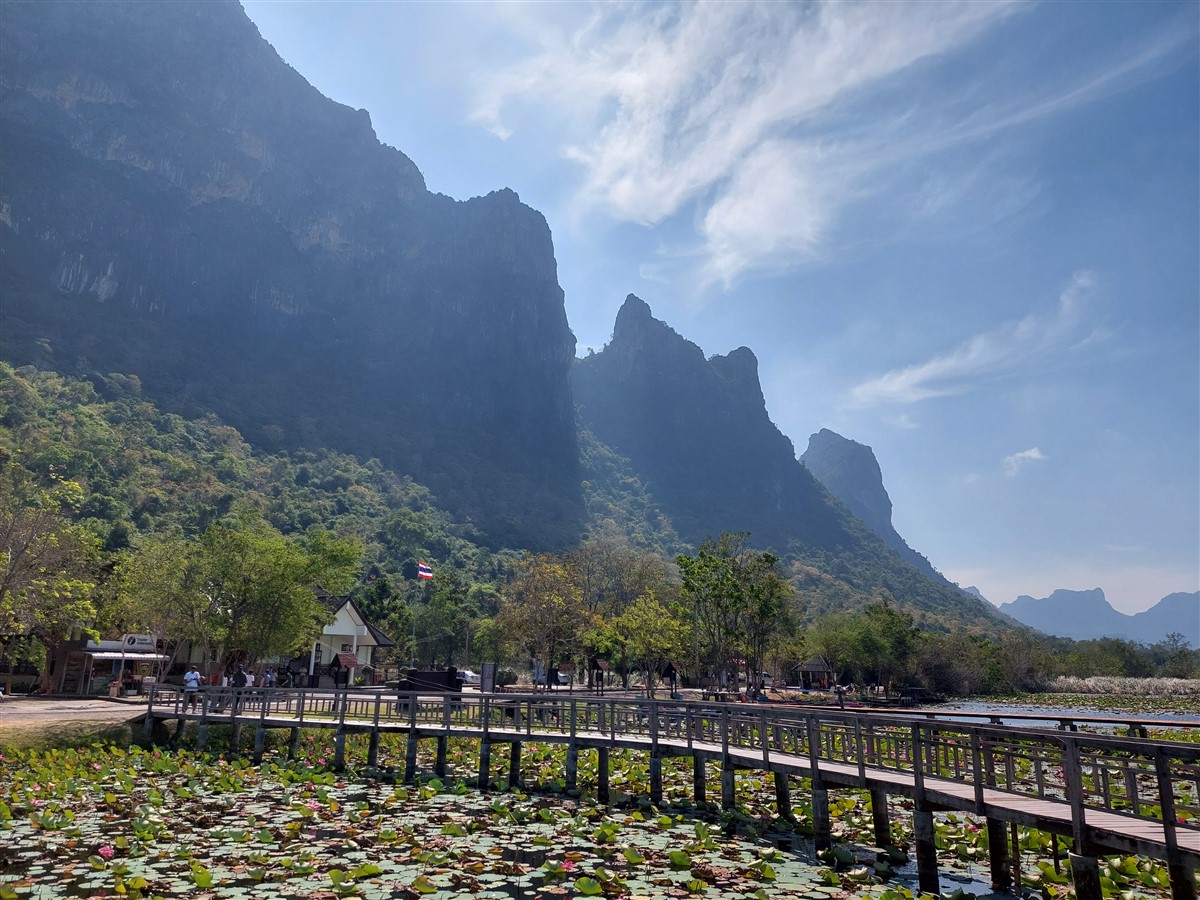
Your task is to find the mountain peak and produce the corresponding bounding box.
[801,427,954,586]
[999,588,1198,646]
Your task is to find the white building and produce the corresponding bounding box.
[305,593,395,686]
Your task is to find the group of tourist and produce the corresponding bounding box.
[181,662,296,708]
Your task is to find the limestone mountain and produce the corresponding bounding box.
[999,589,1200,647]
[573,296,1009,629]
[0,0,580,548]
[801,428,946,585]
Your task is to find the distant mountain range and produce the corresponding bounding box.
[975,588,1199,647]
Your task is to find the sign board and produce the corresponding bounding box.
[481,662,497,694]
[122,634,156,651]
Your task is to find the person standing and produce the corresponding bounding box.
[231,663,248,713]
[183,665,202,709]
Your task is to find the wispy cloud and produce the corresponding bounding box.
[849,271,1098,408]
[468,1,1194,285]
[1003,447,1046,477]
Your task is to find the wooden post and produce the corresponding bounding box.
[1154,747,1195,900]
[478,739,492,791]
[914,804,939,895]
[721,759,736,811]
[649,751,662,805]
[987,818,1012,892]
[509,741,522,789]
[333,727,346,771]
[196,693,210,751]
[253,696,268,764]
[807,716,830,850]
[435,735,448,778]
[870,787,890,848]
[566,744,578,793]
[1069,852,1102,900]
[253,724,266,764]
[693,756,706,806]
[598,747,610,804]
[231,722,243,753]
[287,727,299,761]
[1011,821,1022,892]
[812,782,831,851]
[774,772,793,821]
[333,689,348,771]
[971,729,986,814]
[367,693,382,767]
[142,686,155,738]
[404,733,419,784]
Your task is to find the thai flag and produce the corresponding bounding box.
[417,562,433,580]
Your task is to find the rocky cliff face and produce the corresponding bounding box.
[0,0,580,547]
[801,428,946,584]
[573,296,1009,630]
[573,295,845,550]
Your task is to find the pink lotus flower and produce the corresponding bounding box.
[563,860,577,872]
[307,800,322,812]
[98,845,114,860]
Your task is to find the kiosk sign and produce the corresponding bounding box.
[122,634,155,651]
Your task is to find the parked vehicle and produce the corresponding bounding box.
[457,669,481,685]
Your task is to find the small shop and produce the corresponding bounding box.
[791,655,835,691]
[55,634,169,696]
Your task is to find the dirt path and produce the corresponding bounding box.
[0,697,148,748]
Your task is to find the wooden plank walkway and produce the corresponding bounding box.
[146,688,1200,872]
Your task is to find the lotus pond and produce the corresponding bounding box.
[0,731,1190,899]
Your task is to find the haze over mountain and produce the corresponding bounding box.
[0,0,1155,636]
[232,0,1198,616]
[801,428,947,586]
[995,589,1200,647]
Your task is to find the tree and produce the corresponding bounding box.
[677,532,793,689]
[0,463,99,690]
[564,536,678,689]
[114,530,221,673]
[415,573,469,667]
[495,554,594,689]
[613,593,690,697]
[862,601,921,688]
[116,513,362,671]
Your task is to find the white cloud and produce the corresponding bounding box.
[849,271,1098,407]
[1002,447,1046,477]
[467,1,1192,284]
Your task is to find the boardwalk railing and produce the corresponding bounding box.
[146,685,1199,899]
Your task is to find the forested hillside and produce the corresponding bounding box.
[4,363,1195,691]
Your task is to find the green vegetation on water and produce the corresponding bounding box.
[0,736,1194,899]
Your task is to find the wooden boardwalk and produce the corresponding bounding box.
[146,688,1199,898]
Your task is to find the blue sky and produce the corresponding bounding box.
[242,0,1199,614]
